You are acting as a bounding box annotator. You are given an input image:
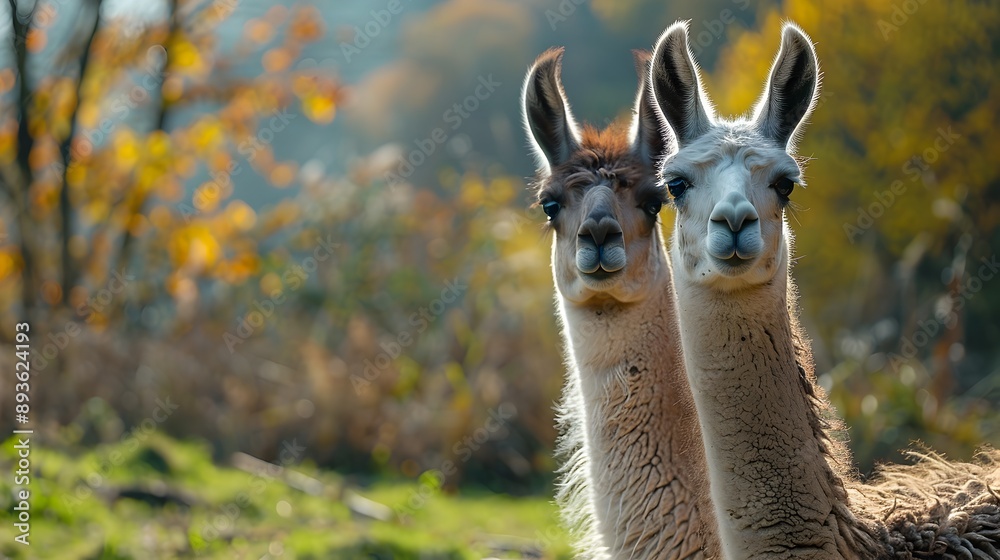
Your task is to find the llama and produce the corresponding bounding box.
[649,21,1000,559]
[521,47,720,558]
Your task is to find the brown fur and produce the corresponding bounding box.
[523,47,720,558]
[539,126,651,199]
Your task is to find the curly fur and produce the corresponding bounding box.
[854,449,1000,559]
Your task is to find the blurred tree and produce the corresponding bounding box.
[0,0,346,456]
[0,0,339,333]
[1,0,995,490]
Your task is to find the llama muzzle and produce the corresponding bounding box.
[576,213,626,274]
[707,191,762,263]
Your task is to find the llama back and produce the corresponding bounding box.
[855,448,1000,558]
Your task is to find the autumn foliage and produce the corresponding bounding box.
[0,0,996,489]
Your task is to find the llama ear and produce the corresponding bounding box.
[522,47,581,172]
[753,23,820,150]
[629,49,672,168]
[650,21,713,148]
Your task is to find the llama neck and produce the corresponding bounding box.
[558,256,719,559]
[673,273,860,560]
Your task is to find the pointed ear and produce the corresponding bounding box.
[629,50,672,168]
[522,47,581,172]
[754,23,820,150]
[650,21,713,148]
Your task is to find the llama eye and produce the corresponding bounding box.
[542,200,561,220]
[666,178,690,199]
[771,177,795,200]
[643,199,663,216]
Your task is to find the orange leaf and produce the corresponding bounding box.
[291,7,324,42]
[0,69,15,94]
[262,48,293,73]
[244,19,274,44]
[26,29,46,53]
[269,163,297,187]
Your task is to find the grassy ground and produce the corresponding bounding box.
[0,434,572,559]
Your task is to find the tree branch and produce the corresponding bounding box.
[10,0,37,313]
[58,0,103,301]
[114,0,179,290]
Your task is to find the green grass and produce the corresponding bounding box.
[0,434,572,559]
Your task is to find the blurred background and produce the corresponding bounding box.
[0,0,997,558]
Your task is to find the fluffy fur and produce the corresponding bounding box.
[522,48,720,558]
[652,21,1000,560]
[864,449,1000,559]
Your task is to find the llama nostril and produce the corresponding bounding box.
[710,194,759,233]
[577,216,625,274]
[733,215,759,233]
[579,217,621,247]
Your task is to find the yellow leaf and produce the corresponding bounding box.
[146,131,172,159]
[227,200,257,231]
[163,75,184,102]
[66,162,86,186]
[113,130,141,170]
[0,252,15,281]
[78,103,100,129]
[191,118,224,151]
[169,225,221,270]
[260,272,281,295]
[171,39,201,70]
[303,93,336,124]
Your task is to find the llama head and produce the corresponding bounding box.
[522,48,672,306]
[651,22,819,292]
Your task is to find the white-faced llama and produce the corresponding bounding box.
[650,20,1000,560]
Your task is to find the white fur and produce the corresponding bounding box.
[655,22,864,559]
[654,21,1000,560]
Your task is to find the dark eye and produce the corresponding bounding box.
[643,199,663,216]
[541,200,561,220]
[771,177,795,200]
[666,177,690,199]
